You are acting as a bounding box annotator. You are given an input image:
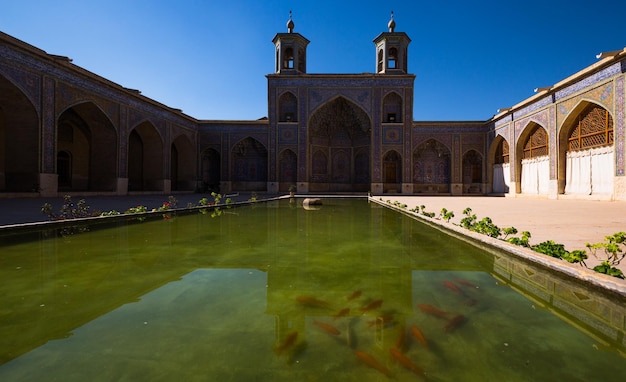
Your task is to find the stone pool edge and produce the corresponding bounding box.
[369,196,626,299]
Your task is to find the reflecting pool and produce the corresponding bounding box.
[0,198,624,381]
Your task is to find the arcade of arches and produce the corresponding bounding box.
[1,27,626,200]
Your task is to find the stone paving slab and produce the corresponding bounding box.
[380,195,626,276]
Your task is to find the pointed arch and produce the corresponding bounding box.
[308,96,371,192]
[171,134,196,191]
[278,91,298,122]
[231,137,267,191]
[462,149,483,194]
[382,92,403,123]
[558,101,614,195]
[489,135,510,193]
[383,150,402,192]
[0,73,39,191]
[413,139,451,193]
[128,121,164,191]
[516,122,549,195]
[57,102,118,192]
[278,149,297,191]
[201,148,221,192]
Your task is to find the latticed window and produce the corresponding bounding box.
[494,139,509,164]
[523,126,548,159]
[568,105,613,151]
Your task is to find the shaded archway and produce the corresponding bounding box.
[489,136,510,193]
[57,102,117,192]
[171,134,196,191]
[231,137,267,191]
[558,102,614,196]
[308,97,371,192]
[382,92,403,123]
[516,123,549,195]
[0,74,39,191]
[128,121,164,191]
[201,148,221,192]
[383,150,402,193]
[462,149,483,194]
[412,139,451,193]
[278,92,298,122]
[278,149,297,191]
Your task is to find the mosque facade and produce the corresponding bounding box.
[1,17,625,200]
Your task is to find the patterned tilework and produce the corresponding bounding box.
[616,76,625,176]
[372,89,382,182]
[278,125,298,144]
[514,109,549,142]
[0,62,41,114]
[550,106,556,179]
[298,92,307,180]
[454,135,460,183]
[556,82,614,127]
[119,106,128,177]
[309,88,372,116]
[555,62,621,101]
[513,94,553,120]
[43,77,55,173]
[494,123,510,143]
[382,126,403,144]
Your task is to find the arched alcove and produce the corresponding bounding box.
[413,139,451,193]
[128,121,164,191]
[308,97,371,192]
[516,123,549,195]
[490,136,510,193]
[0,73,39,191]
[57,102,118,192]
[558,102,614,196]
[462,149,483,194]
[231,137,268,191]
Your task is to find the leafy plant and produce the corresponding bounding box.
[507,230,531,248]
[41,195,93,221]
[585,232,626,279]
[531,240,568,259]
[249,192,258,202]
[562,249,588,266]
[439,208,455,222]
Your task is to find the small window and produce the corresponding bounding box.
[388,47,398,69]
[283,47,294,69]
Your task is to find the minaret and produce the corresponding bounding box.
[272,11,310,74]
[373,12,411,74]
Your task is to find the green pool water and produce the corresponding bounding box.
[0,198,624,381]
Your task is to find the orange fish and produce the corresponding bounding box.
[443,280,462,294]
[417,304,450,320]
[389,347,424,376]
[455,279,478,288]
[355,350,392,378]
[332,307,350,320]
[410,325,428,347]
[444,314,467,332]
[313,320,341,336]
[276,331,298,355]
[347,290,362,301]
[360,299,383,313]
[395,324,407,352]
[296,295,331,309]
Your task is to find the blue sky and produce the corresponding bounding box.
[2,0,625,121]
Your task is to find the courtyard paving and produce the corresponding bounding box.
[381,195,626,277]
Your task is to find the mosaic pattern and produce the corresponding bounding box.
[43,77,55,173]
[617,76,625,176]
[382,126,402,144]
[556,82,614,126]
[278,125,297,145]
[0,61,41,114]
[555,62,621,101]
